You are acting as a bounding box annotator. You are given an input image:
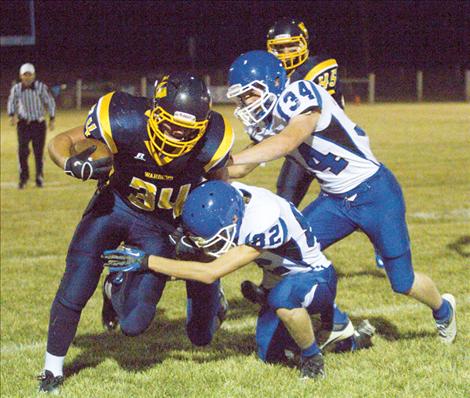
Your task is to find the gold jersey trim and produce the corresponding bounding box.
[304,59,338,82]
[203,116,234,173]
[97,92,118,154]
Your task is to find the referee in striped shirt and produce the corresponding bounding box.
[7,63,56,189]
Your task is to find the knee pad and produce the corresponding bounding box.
[119,302,155,337]
[383,250,415,294]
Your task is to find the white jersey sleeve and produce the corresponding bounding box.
[275,80,322,122]
[270,81,380,194]
[233,182,331,280]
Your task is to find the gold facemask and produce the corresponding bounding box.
[147,106,208,163]
[267,34,309,72]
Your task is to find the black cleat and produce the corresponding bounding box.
[36,176,44,188]
[300,353,325,379]
[102,274,119,331]
[37,370,64,393]
[18,179,27,189]
[241,280,268,305]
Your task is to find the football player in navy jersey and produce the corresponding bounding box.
[102,180,375,379]
[227,51,456,347]
[37,73,234,393]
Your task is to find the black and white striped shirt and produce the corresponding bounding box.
[7,80,56,122]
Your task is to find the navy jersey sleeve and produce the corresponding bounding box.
[194,111,234,174]
[292,55,344,107]
[83,92,119,153]
[83,91,151,154]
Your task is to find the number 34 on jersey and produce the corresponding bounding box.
[128,177,190,217]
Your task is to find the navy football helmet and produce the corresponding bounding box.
[227,50,287,126]
[147,72,211,162]
[267,18,309,72]
[181,181,245,258]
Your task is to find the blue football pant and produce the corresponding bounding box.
[303,166,414,294]
[47,190,220,355]
[256,267,337,363]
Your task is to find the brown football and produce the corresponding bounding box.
[71,138,113,161]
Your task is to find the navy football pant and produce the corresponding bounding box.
[256,267,337,362]
[47,190,220,356]
[303,166,414,294]
[276,157,315,207]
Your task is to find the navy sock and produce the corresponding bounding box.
[301,341,321,359]
[432,298,451,322]
[47,298,81,356]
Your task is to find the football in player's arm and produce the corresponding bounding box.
[227,50,457,347]
[103,180,376,379]
[38,73,233,393]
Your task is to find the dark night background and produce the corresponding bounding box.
[1,0,470,101]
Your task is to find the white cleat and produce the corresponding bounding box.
[320,319,355,350]
[436,293,457,344]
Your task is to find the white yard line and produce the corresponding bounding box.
[349,296,470,316]
[1,341,46,355]
[409,209,470,220]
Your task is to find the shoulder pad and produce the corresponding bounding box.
[83,92,117,152]
[84,91,150,154]
[237,184,283,243]
[194,111,234,173]
[275,80,322,122]
[304,56,338,82]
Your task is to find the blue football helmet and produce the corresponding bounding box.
[227,50,287,126]
[181,181,245,258]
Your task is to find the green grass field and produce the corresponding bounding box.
[1,103,469,397]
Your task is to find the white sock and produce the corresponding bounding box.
[44,352,65,377]
[104,278,113,299]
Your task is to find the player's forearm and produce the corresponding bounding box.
[48,126,83,168]
[228,163,259,178]
[147,245,260,284]
[232,134,293,165]
[232,115,317,165]
[147,256,220,284]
